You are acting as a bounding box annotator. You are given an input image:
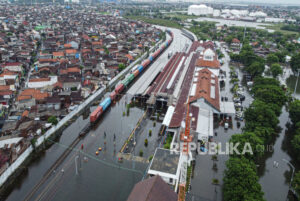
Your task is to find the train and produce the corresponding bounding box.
[90,29,174,124]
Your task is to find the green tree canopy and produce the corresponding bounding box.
[289,100,300,125]
[229,132,264,160]
[270,63,283,78]
[266,53,279,66]
[245,61,265,77]
[244,100,279,132]
[223,157,265,201]
[118,63,126,71]
[291,53,300,74]
[47,116,58,125]
[292,171,300,196]
[252,78,286,107]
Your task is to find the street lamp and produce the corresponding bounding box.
[75,155,79,175]
[282,158,295,201]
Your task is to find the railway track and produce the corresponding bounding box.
[23,136,81,201]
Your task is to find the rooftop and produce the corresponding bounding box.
[149,148,180,175]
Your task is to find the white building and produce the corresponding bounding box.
[188,4,214,16]
[147,148,183,189]
[265,18,285,23]
[27,76,58,88]
[249,11,267,18]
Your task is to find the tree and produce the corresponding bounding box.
[245,61,265,77]
[252,79,286,108]
[270,63,283,78]
[118,63,126,71]
[223,157,265,201]
[47,116,58,125]
[291,53,300,74]
[292,171,300,196]
[274,51,287,63]
[289,100,300,125]
[291,133,300,161]
[244,100,279,132]
[266,53,279,66]
[229,132,264,160]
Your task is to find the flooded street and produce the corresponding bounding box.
[5,94,151,201]
[189,44,294,201]
[258,107,291,201]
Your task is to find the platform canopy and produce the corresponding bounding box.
[162,106,175,127]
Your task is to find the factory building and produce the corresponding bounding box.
[188,4,214,16]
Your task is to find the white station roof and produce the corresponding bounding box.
[162,106,175,127]
[220,101,236,115]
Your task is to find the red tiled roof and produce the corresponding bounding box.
[17,89,49,101]
[0,85,10,91]
[196,58,220,69]
[39,59,58,63]
[29,77,51,82]
[92,41,102,46]
[190,68,220,111]
[0,71,18,77]
[53,52,64,57]
[125,54,134,60]
[0,90,13,96]
[64,44,72,48]
[22,110,29,117]
[3,62,22,67]
[232,38,240,43]
[65,49,77,54]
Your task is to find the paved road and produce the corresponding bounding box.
[127,27,192,96]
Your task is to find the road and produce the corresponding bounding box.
[5,28,192,201]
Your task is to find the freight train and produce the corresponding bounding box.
[90,29,174,124]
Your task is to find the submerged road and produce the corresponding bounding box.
[4,28,192,201]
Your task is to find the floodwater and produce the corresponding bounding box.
[189,44,294,201]
[5,94,149,201]
[286,75,300,99]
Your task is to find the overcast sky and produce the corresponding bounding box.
[212,0,300,5]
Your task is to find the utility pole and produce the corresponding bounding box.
[75,155,79,175]
[294,69,300,96]
[282,158,295,201]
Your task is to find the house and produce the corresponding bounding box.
[46,96,61,110]
[27,76,58,88]
[16,88,49,109]
[52,51,65,59]
[3,62,23,73]
[127,175,177,201]
[231,38,240,50]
